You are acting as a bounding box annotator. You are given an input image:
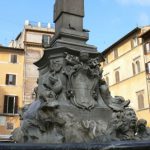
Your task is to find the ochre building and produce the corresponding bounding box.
[0,46,24,135]
[0,21,54,135]
[9,21,55,105]
[101,26,150,125]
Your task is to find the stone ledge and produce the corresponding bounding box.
[0,141,150,150]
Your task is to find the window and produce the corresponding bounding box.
[144,42,150,54]
[136,60,141,73]
[105,76,109,85]
[3,95,18,114]
[6,74,16,85]
[136,91,144,109]
[138,94,144,109]
[10,54,17,63]
[115,71,120,83]
[146,62,150,74]
[104,57,108,65]
[42,35,51,47]
[114,49,118,59]
[132,63,136,75]
[6,122,14,130]
[132,37,138,48]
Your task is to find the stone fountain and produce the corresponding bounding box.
[9,0,150,149]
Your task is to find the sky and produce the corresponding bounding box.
[0,0,150,52]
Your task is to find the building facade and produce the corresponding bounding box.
[101,26,150,125]
[139,29,150,122]
[0,46,24,135]
[0,21,54,135]
[9,21,55,105]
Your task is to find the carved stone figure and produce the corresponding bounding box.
[136,119,150,140]
[120,107,137,140]
[95,101,139,143]
[109,96,130,112]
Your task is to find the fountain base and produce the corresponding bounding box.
[1,141,150,150]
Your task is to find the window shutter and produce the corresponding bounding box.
[132,63,136,75]
[148,63,150,74]
[136,61,141,73]
[144,43,147,54]
[115,71,120,83]
[138,94,144,109]
[14,96,18,114]
[106,76,109,85]
[11,55,17,63]
[3,96,8,113]
[145,63,148,73]
[5,74,9,85]
[42,35,51,47]
[12,75,16,85]
[13,55,17,63]
[131,40,133,49]
[114,49,118,59]
[146,62,150,74]
[10,55,13,63]
[146,42,150,53]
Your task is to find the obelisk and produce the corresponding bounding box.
[50,0,97,52]
[54,0,84,32]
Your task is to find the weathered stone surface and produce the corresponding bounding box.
[11,46,113,143]
[1,141,150,150]
[50,0,95,52]
[54,0,84,32]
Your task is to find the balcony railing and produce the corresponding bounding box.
[25,20,55,29]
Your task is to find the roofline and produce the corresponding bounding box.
[102,27,141,55]
[14,27,55,41]
[0,46,24,52]
[139,29,150,38]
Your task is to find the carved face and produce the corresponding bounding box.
[111,112,124,129]
[137,119,147,132]
[88,58,99,68]
[124,108,137,129]
[79,52,89,62]
[49,59,63,73]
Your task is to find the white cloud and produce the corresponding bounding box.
[116,0,150,6]
[138,12,150,26]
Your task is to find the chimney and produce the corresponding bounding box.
[38,22,41,27]
[25,20,29,26]
[47,23,51,28]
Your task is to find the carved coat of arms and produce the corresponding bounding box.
[63,52,102,110]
